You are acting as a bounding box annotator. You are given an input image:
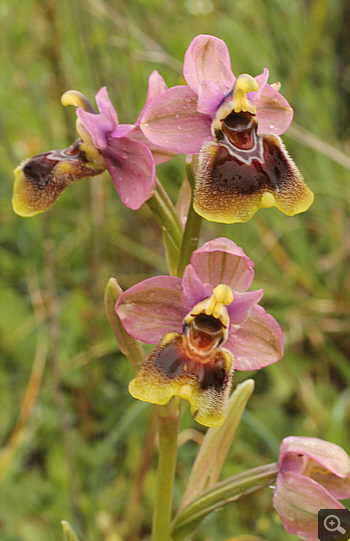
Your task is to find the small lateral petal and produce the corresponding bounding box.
[146,70,168,101]
[273,472,344,541]
[102,136,155,209]
[77,108,114,150]
[136,70,168,125]
[190,238,255,292]
[183,34,235,95]
[95,86,119,126]
[227,289,264,325]
[224,304,283,370]
[181,264,213,310]
[249,68,269,102]
[141,85,212,154]
[116,276,185,343]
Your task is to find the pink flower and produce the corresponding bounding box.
[12,71,175,216]
[116,238,283,427]
[72,71,175,210]
[141,35,314,223]
[274,436,350,540]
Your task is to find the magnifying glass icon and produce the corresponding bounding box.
[324,514,346,534]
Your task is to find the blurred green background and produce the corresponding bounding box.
[0,0,349,540]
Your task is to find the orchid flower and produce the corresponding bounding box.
[12,71,174,216]
[12,122,106,217]
[116,238,283,427]
[274,436,350,540]
[141,35,314,223]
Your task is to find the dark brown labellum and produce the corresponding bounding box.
[186,313,225,352]
[221,111,256,150]
[153,334,229,392]
[194,134,312,223]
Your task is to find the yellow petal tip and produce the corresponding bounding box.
[12,164,42,217]
[61,90,96,113]
[260,192,276,208]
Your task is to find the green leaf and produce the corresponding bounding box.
[104,277,146,371]
[171,463,278,541]
[180,379,255,510]
[147,178,183,276]
[176,161,202,278]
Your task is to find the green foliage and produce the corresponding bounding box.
[0,0,349,540]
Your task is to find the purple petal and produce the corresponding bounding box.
[273,472,344,541]
[102,136,155,209]
[77,108,114,150]
[227,289,264,325]
[224,305,284,370]
[146,70,168,101]
[116,276,186,343]
[183,35,235,95]
[110,123,135,139]
[279,437,350,478]
[197,81,228,115]
[95,87,119,126]
[128,126,177,165]
[249,68,269,102]
[190,238,255,292]
[141,85,212,154]
[136,70,168,126]
[181,264,213,310]
[256,83,294,136]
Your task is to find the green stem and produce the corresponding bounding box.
[171,463,278,540]
[151,403,179,541]
[150,162,202,538]
[148,163,203,539]
[147,178,183,276]
[176,161,202,278]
